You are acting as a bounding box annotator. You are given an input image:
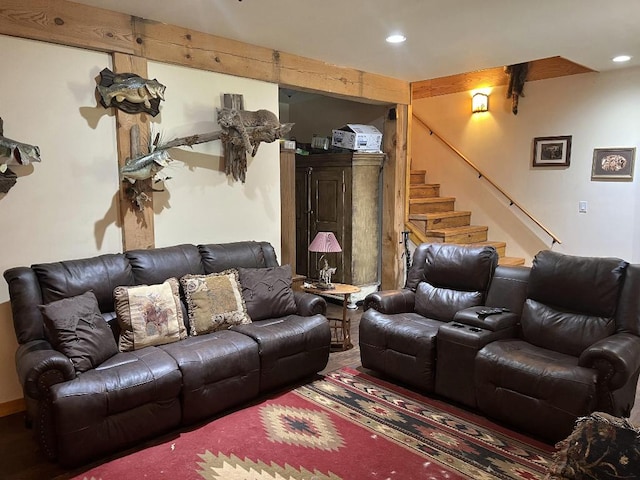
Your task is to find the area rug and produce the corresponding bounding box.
[68,367,553,479]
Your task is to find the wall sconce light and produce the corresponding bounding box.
[472,92,489,113]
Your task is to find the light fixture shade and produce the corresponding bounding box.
[308,231,342,253]
[472,92,489,113]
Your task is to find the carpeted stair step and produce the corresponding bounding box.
[425,225,488,244]
[409,197,456,214]
[410,184,440,199]
[410,170,427,185]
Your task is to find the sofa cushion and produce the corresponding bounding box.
[414,281,483,322]
[114,278,187,351]
[33,253,134,314]
[406,243,498,292]
[40,291,118,374]
[521,299,616,356]
[527,250,628,317]
[180,270,251,335]
[238,265,297,321]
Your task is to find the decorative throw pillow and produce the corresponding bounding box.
[238,265,298,322]
[545,412,640,479]
[114,277,187,352]
[39,290,118,374]
[180,269,251,335]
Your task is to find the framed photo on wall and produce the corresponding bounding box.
[532,136,572,167]
[591,148,636,180]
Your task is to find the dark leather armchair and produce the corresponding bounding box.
[359,243,498,391]
[475,250,640,442]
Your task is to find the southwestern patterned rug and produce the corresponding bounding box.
[68,367,554,479]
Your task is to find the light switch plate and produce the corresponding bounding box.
[579,201,588,213]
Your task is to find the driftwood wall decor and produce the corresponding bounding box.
[97,68,166,117]
[119,93,293,206]
[217,93,293,183]
[504,62,530,115]
[0,117,41,194]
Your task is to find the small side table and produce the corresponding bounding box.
[303,282,360,351]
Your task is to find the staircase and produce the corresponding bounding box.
[408,170,525,266]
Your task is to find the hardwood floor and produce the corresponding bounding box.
[0,301,638,479]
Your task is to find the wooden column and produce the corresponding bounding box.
[279,147,296,268]
[381,105,408,289]
[113,52,154,251]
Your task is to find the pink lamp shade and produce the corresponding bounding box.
[308,232,342,253]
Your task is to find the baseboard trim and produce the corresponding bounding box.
[0,398,25,417]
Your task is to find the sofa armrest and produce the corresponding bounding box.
[363,289,415,314]
[293,291,327,316]
[16,339,75,399]
[453,307,520,332]
[579,333,640,390]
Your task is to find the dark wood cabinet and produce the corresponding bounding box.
[295,152,383,288]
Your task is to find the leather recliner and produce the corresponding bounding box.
[475,250,640,441]
[359,243,498,391]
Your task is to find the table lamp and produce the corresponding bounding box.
[308,231,342,289]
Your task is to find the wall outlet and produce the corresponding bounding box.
[579,201,588,213]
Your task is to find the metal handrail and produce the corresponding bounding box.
[413,113,561,246]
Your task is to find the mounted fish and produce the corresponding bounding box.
[0,117,41,193]
[96,68,166,117]
[120,148,172,184]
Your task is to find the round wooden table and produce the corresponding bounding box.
[302,282,360,351]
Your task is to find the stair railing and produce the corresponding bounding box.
[413,113,561,246]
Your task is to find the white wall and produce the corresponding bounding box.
[0,35,120,404]
[147,62,281,249]
[0,36,281,406]
[412,67,640,263]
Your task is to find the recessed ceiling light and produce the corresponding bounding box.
[612,55,632,63]
[386,34,406,44]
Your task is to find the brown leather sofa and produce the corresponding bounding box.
[360,243,640,442]
[5,241,330,466]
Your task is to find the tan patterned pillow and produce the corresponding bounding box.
[114,277,187,352]
[180,270,251,335]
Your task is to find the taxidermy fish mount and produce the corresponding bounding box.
[0,116,42,194]
[504,62,529,115]
[96,68,166,117]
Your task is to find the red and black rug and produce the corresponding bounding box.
[69,367,553,479]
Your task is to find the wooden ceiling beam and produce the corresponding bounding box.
[412,56,594,100]
[0,0,410,105]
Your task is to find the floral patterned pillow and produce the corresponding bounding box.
[114,277,187,352]
[180,270,251,335]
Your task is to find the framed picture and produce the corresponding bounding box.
[591,147,636,180]
[532,136,572,167]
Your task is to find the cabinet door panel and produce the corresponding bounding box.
[310,168,348,283]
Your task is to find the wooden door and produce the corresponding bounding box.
[309,167,347,283]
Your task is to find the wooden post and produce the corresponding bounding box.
[381,105,408,289]
[222,93,247,182]
[279,147,296,267]
[113,52,154,251]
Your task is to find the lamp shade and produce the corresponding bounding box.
[308,231,342,253]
